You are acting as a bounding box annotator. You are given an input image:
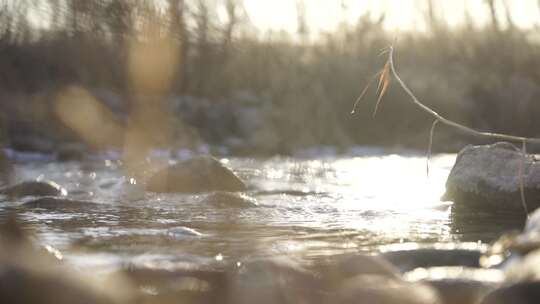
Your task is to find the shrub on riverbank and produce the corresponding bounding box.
[1,1,540,154]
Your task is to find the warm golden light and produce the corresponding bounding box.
[244,0,540,34]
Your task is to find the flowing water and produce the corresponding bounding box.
[0,151,525,273]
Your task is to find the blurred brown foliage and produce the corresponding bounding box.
[1,1,540,154]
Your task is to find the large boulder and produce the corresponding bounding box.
[146,156,247,193]
[443,142,540,212]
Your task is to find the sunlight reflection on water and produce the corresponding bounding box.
[3,152,511,267]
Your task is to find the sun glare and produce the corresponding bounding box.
[244,0,540,35]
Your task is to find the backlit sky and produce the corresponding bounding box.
[243,0,540,34]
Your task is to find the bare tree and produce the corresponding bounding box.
[425,0,439,32]
[485,0,501,33]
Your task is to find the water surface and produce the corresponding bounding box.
[0,152,524,271]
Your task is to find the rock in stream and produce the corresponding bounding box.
[0,180,67,198]
[443,142,540,213]
[146,156,247,193]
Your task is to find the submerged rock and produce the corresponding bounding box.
[0,215,135,304]
[56,143,86,162]
[381,244,484,272]
[443,142,540,212]
[22,197,100,210]
[405,267,503,304]
[146,156,246,193]
[226,257,324,304]
[336,275,442,304]
[479,281,540,304]
[200,191,258,208]
[0,180,67,198]
[0,149,13,185]
[316,253,402,287]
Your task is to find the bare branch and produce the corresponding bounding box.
[386,46,540,145]
[382,45,539,217]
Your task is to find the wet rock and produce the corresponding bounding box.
[504,248,540,282]
[0,148,13,185]
[336,275,442,304]
[22,197,100,210]
[479,281,540,304]
[478,248,540,304]
[123,262,223,304]
[405,267,504,304]
[525,207,540,233]
[200,191,258,208]
[443,142,540,212]
[0,216,135,304]
[9,133,56,153]
[381,243,485,272]
[316,253,402,287]
[505,209,540,254]
[146,156,246,193]
[0,180,67,198]
[56,143,86,162]
[226,257,325,304]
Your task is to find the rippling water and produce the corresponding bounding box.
[0,152,525,271]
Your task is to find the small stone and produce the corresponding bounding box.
[1,180,67,198]
[22,197,99,210]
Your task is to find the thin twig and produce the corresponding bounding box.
[386,46,540,145]
[519,140,530,217]
[427,119,439,177]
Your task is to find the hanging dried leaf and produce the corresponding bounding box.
[351,70,382,114]
[373,61,391,117]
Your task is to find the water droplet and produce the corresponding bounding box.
[215,253,223,261]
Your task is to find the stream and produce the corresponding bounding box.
[0,151,524,273]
